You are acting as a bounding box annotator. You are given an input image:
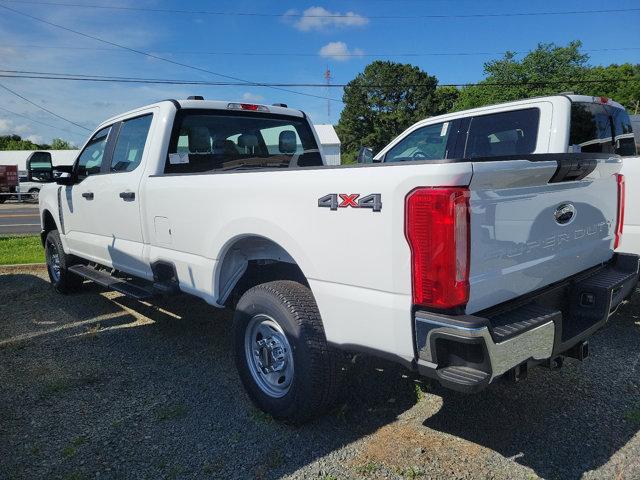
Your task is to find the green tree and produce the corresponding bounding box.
[0,135,41,150]
[0,134,76,151]
[50,138,74,150]
[456,41,640,111]
[336,61,444,163]
[434,86,460,114]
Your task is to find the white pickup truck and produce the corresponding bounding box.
[38,95,638,422]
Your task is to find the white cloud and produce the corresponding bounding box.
[0,117,36,139]
[0,119,11,133]
[25,134,44,144]
[319,41,364,61]
[285,6,368,32]
[242,92,265,103]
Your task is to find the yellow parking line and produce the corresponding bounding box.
[0,214,39,218]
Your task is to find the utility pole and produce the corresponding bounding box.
[324,66,332,123]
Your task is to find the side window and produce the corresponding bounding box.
[466,108,540,158]
[610,107,637,157]
[76,126,111,181]
[111,114,153,172]
[385,122,451,162]
[569,103,614,154]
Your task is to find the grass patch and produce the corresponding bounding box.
[250,408,274,424]
[254,448,284,479]
[62,436,87,458]
[155,404,189,421]
[413,383,429,402]
[0,235,44,265]
[397,466,425,479]
[41,375,101,399]
[354,462,380,475]
[62,472,87,480]
[202,459,225,476]
[625,406,640,424]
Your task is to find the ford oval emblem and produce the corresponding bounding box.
[554,203,576,225]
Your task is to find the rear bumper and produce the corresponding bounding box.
[415,252,639,392]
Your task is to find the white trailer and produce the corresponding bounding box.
[313,124,341,165]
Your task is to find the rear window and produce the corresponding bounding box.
[569,102,637,156]
[165,110,322,174]
[465,108,540,158]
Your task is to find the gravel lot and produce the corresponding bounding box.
[1,266,639,480]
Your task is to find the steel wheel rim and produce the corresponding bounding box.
[244,314,294,398]
[46,239,61,282]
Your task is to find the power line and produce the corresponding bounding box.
[0,0,638,19]
[0,82,92,131]
[0,104,86,136]
[0,4,341,103]
[1,69,639,88]
[4,44,640,57]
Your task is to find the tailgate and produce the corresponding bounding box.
[466,154,622,313]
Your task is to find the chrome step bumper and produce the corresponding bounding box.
[415,253,639,392]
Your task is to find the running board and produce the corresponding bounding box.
[68,265,154,300]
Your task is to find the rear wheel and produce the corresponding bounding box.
[45,230,83,294]
[0,195,6,204]
[233,280,340,423]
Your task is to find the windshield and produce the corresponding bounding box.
[165,110,323,173]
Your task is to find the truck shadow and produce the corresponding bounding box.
[425,294,640,480]
[1,272,638,480]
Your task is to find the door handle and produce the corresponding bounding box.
[119,191,135,201]
[81,192,94,200]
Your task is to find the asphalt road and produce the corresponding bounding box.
[0,202,40,235]
[1,266,639,480]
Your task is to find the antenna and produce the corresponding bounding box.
[324,66,332,123]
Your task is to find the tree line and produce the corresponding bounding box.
[336,41,640,163]
[0,135,77,151]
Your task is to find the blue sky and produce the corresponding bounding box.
[0,0,638,146]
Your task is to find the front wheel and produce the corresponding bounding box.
[233,280,340,423]
[28,188,40,202]
[45,230,83,294]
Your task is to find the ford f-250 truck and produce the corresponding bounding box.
[38,95,638,422]
[362,94,640,254]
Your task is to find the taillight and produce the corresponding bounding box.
[614,174,625,249]
[405,187,470,309]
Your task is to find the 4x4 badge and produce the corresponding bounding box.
[318,193,382,212]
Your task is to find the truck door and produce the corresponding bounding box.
[90,113,155,278]
[60,125,113,261]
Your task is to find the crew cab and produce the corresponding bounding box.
[366,94,640,254]
[38,96,638,422]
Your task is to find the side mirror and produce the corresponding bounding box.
[356,146,374,164]
[27,152,53,182]
[54,165,75,185]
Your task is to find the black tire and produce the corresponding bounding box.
[28,188,40,202]
[44,230,83,294]
[0,196,6,204]
[233,280,339,423]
